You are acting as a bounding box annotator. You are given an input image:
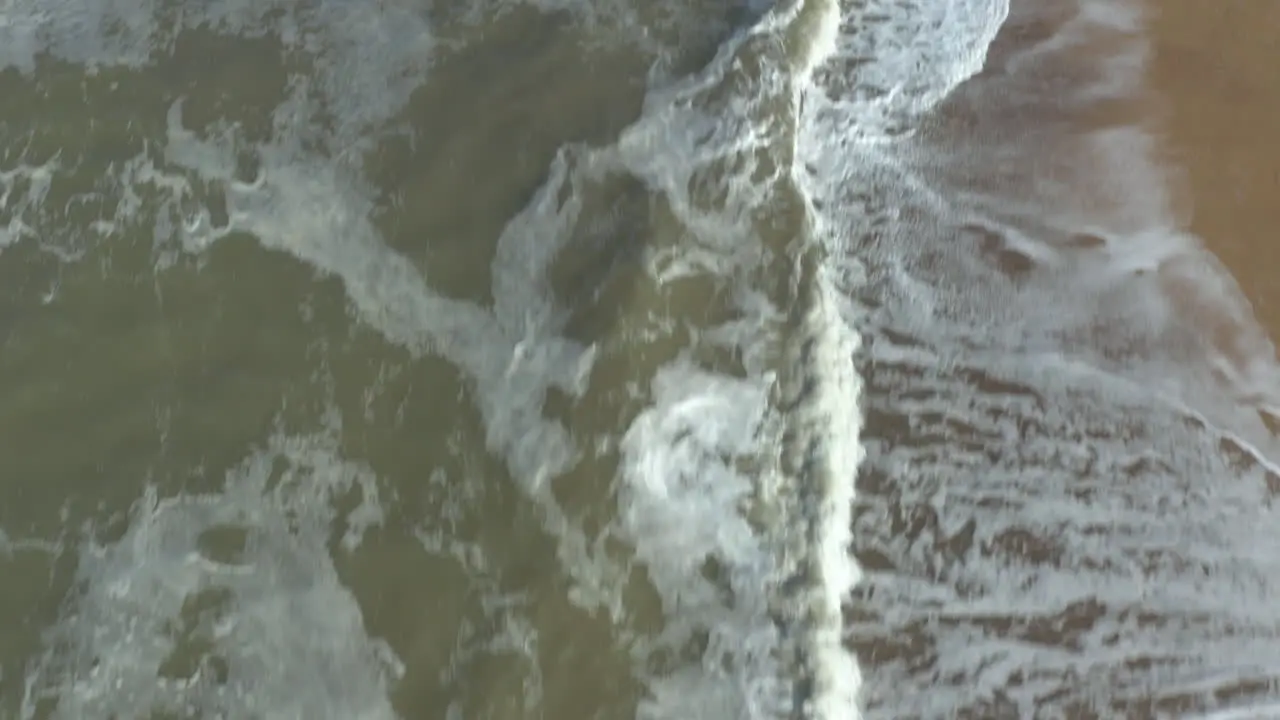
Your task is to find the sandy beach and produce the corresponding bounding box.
[1150,1,1280,335]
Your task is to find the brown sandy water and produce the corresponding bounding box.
[1150,1,1280,333]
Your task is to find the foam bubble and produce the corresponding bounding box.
[620,361,790,720]
[21,422,398,719]
[0,157,57,253]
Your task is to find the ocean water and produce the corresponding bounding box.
[1,0,1279,717]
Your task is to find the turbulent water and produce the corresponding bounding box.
[2,0,1279,717]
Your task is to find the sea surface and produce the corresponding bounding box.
[1,0,1279,717]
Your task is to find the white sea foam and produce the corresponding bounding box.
[0,158,57,253]
[775,267,864,719]
[619,362,791,719]
[21,420,400,719]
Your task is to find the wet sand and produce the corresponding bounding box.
[1149,1,1280,336]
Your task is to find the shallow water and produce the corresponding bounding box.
[1,0,1278,718]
